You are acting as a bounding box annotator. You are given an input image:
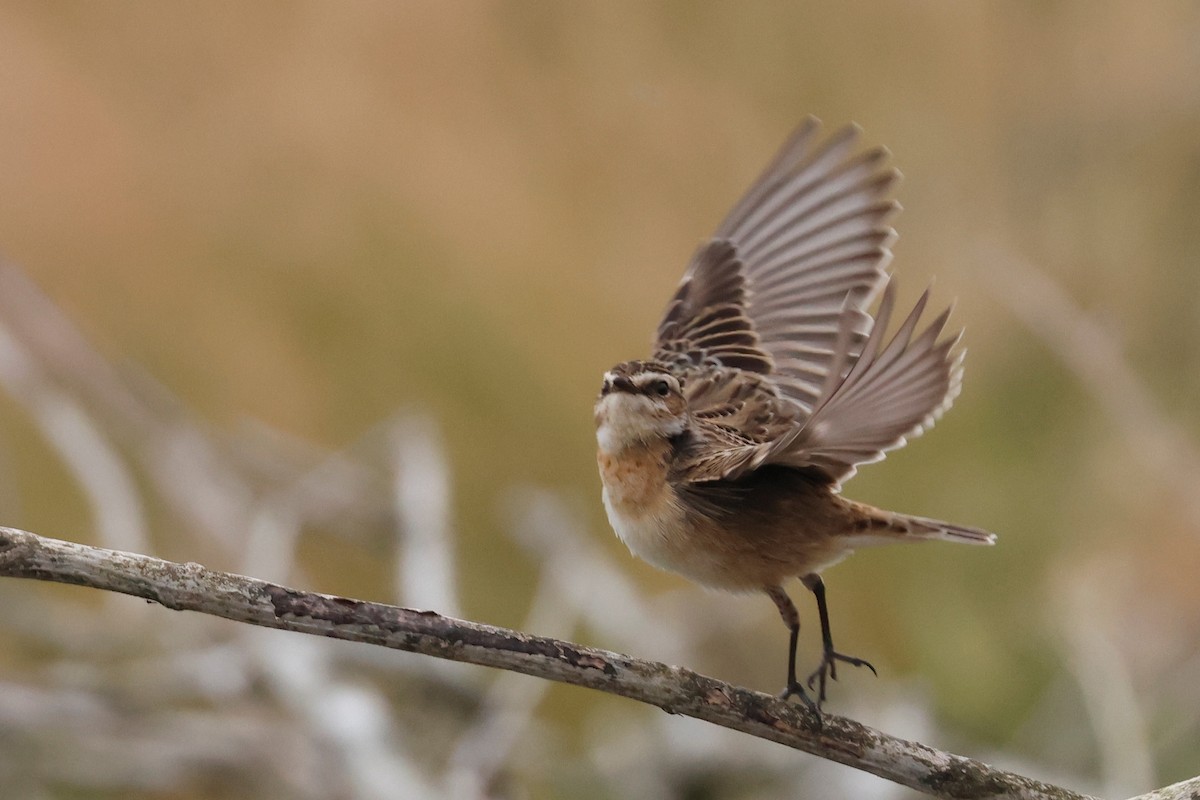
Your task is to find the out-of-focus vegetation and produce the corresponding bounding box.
[0,3,1198,798]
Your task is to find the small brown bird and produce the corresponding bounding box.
[594,118,995,710]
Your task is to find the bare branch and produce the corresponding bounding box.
[0,526,1091,800]
[1126,775,1200,800]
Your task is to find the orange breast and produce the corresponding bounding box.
[596,442,674,518]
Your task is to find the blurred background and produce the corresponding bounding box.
[1,3,1199,798]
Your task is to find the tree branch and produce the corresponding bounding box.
[0,526,1093,799]
[1129,775,1200,800]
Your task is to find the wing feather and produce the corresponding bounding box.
[655,118,897,415]
[775,280,965,485]
[653,119,965,486]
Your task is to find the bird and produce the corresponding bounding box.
[593,117,996,711]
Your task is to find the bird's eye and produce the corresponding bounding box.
[652,380,671,397]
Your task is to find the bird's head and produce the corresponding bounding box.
[594,361,687,453]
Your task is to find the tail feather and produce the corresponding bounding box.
[893,512,997,545]
[845,501,997,546]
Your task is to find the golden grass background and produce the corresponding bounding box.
[1,3,1199,797]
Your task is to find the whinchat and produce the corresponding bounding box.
[594,118,995,711]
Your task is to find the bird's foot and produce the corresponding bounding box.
[805,650,877,705]
[778,681,819,713]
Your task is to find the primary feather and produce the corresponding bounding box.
[654,118,962,489]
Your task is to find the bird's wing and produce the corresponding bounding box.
[669,366,801,483]
[675,278,963,488]
[654,240,773,374]
[654,118,898,416]
[774,278,964,486]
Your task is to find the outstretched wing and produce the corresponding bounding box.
[654,118,899,415]
[655,241,773,374]
[675,278,964,488]
[762,279,963,486]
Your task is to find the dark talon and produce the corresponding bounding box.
[805,650,877,705]
[779,680,818,711]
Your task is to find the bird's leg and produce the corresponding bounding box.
[801,574,877,706]
[765,585,816,710]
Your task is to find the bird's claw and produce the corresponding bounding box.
[779,681,819,712]
[805,650,877,705]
